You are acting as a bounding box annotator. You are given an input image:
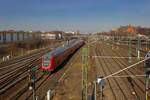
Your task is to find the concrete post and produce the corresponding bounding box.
[94,81,97,100]
[47,90,51,100]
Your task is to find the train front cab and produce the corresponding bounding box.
[41,55,54,73]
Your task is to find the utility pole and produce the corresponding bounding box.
[82,48,88,100]
[136,34,140,59]
[112,35,114,49]
[88,37,90,56]
[116,33,119,49]
[145,52,150,100]
[100,86,103,100]
[128,34,132,62]
[85,64,88,100]
[145,74,149,100]
[94,80,97,100]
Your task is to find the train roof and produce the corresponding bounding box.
[44,40,83,58]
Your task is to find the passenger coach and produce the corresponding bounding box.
[41,40,84,73]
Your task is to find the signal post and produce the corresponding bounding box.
[145,51,150,100]
[28,70,36,100]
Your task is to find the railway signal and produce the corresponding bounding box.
[28,70,36,100]
[30,70,36,80]
[145,51,150,100]
[97,77,106,100]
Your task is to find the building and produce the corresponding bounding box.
[41,31,63,40]
[65,31,75,34]
[8,29,14,32]
[65,30,80,35]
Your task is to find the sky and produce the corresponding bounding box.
[0,0,150,33]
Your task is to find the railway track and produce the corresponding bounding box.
[118,44,147,56]
[0,41,64,100]
[95,41,147,99]
[0,59,41,94]
[102,42,143,99]
[91,38,148,99]
[104,39,149,56]
[0,47,50,68]
[112,52,145,100]
[0,50,51,94]
[27,44,83,100]
[111,44,149,99]
[10,73,49,100]
[0,46,54,70]
[90,40,141,99]
[0,46,59,84]
[0,40,64,69]
[93,43,117,100]
[96,42,129,100]
[8,43,84,100]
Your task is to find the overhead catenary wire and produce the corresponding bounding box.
[88,56,145,59]
[108,75,146,78]
[103,57,150,80]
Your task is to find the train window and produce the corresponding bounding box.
[44,62,49,66]
[44,56,49,61]
[44,54,52,60]
[43,57,51,68]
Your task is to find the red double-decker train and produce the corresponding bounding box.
[41,40,84,73]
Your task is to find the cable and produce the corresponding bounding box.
[88,56,145,59]
[103,57,150,79]
[108,75,146,78]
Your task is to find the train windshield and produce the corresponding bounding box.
[43,55,51,68]
[44,56,50,61]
